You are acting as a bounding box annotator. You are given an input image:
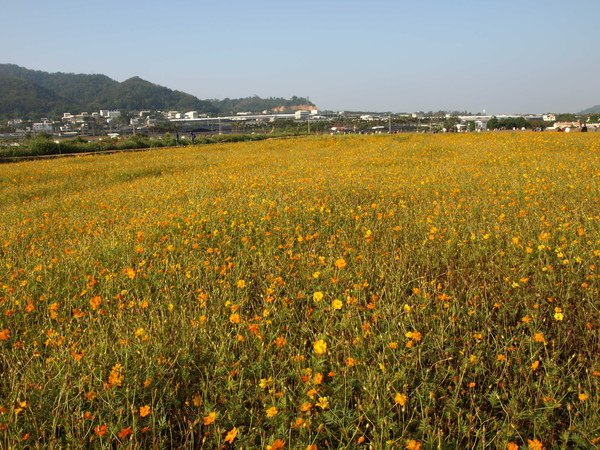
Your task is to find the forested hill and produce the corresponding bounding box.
[579,104,600,114]
[0,64,314,116]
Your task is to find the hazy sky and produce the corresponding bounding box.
[1,0,598,113]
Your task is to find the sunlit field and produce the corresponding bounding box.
[0,133,598,449]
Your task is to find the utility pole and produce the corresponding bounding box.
[388,114,392,133]
[307,114,310,134]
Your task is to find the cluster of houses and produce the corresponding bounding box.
[5,110,156,137]
[3,110,599,137]
[457,114,599,132]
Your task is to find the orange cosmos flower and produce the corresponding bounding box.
[334,258,347,269]
[118,426,133,439]
[139,405,151,417]
[406,440,422,450]
[224,427,238,444]
[94,424,107,437]
[527,438,543,450]
[90,296,101,310]
[292,417,305,428]
[299,402,312,412]
[203,412,217,425]
[0,329,9,341]
[267,439,285,450]
[275,336,287,348]
[107,363,124,388]
[313,372,324,384]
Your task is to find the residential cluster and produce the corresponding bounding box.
[2,109,599,139]
[3,110,160,137]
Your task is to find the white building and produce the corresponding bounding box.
[543,114,556,122]
[295,110,310,120]
[185,111,199,119]
[100,110,121,118]
[360,115,376,121]
[32,121,53,133]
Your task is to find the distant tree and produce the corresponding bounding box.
[556,113,578,122]
[486,116,498,130]
[586,114,600,123]
[486,116,531,130]
[443,117,459,131]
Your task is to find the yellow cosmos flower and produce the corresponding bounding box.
[316,396,329,410]
[553,307,564,321]
[266,406,278,418]
[394,393,408,407]
[313,339,327,355]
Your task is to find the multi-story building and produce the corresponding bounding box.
[99,110,121,118]
[32,120,53,133]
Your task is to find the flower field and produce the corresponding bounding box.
[0,133,598,449]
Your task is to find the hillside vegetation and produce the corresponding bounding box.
[0,64,314,116]
[0,133,598,448]
[579,104,600,115]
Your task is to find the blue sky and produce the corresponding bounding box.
[1,0,598,113]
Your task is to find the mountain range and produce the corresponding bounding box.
[0,64,314,117]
